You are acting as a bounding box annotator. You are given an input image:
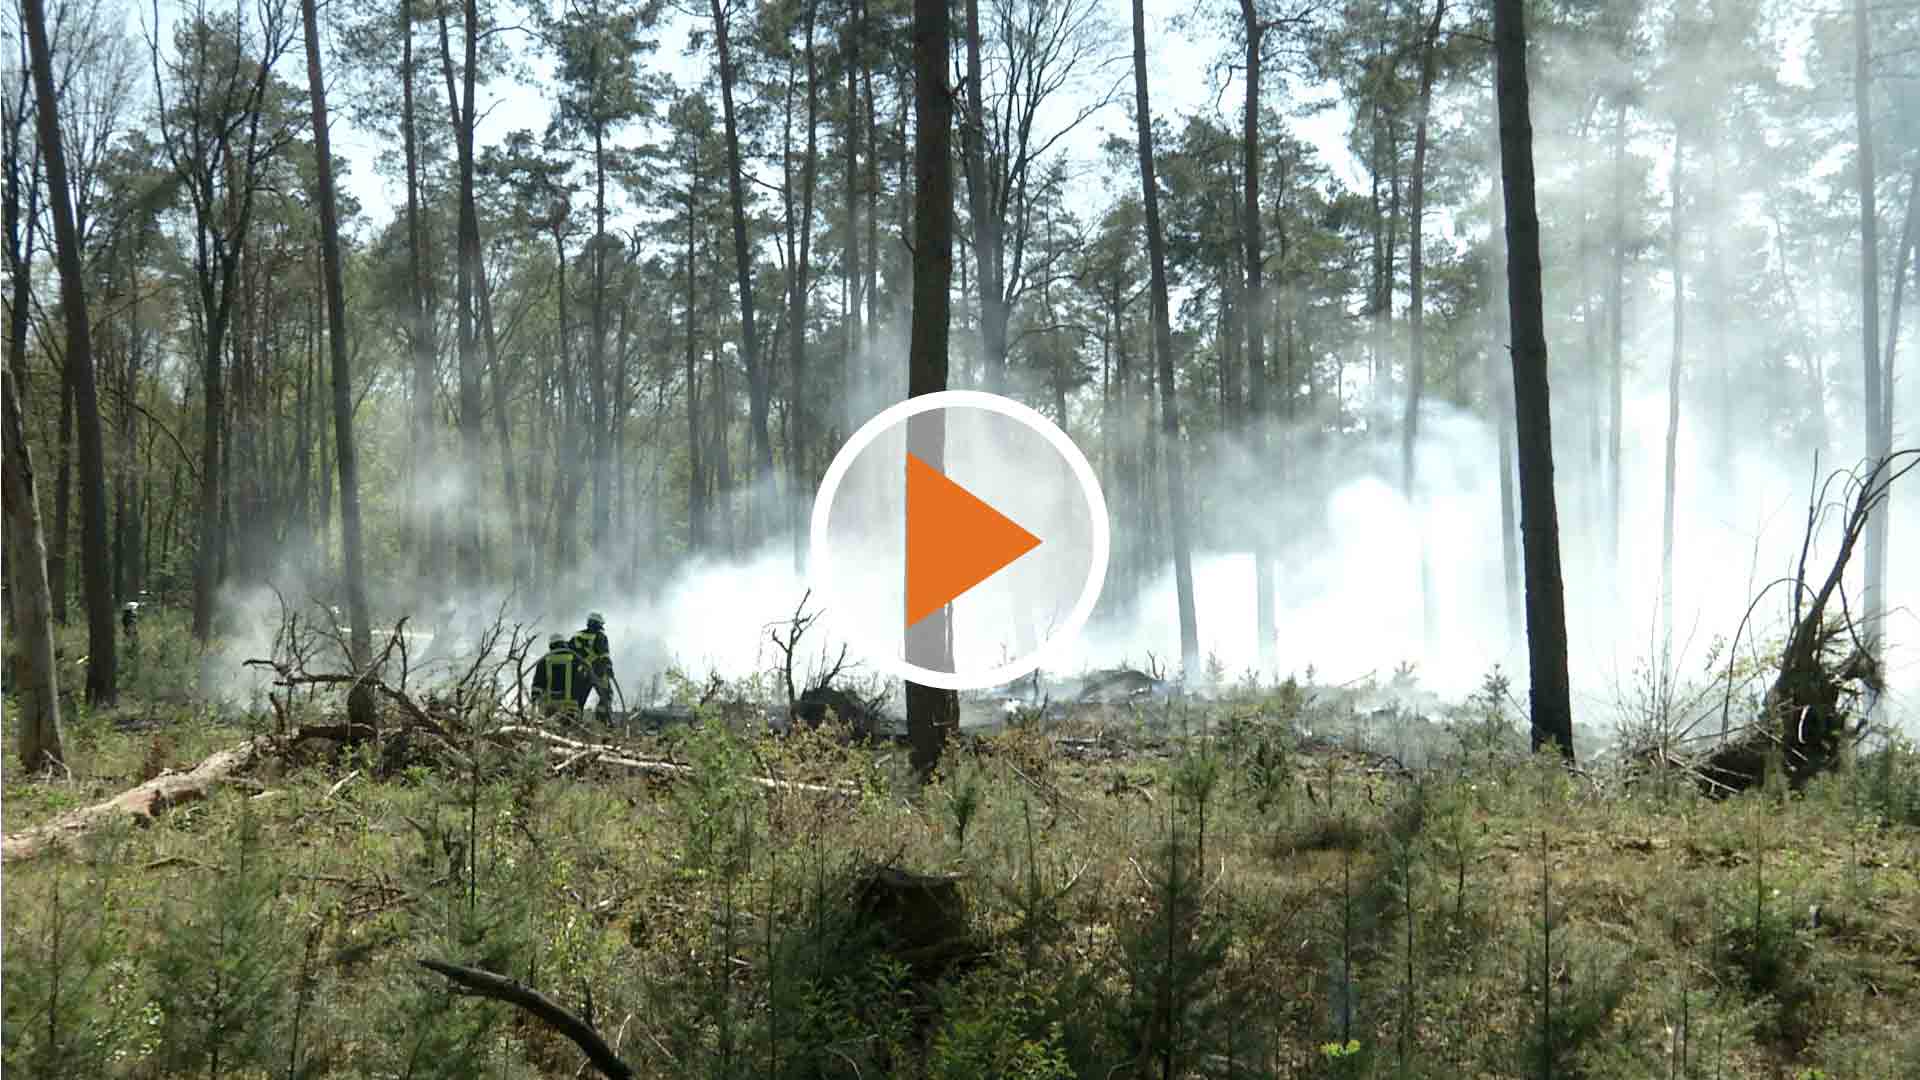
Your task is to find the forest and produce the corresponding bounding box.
[4,0,1920,1076]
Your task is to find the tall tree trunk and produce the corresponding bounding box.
[1493,340,1522,646]
[139,429,156,587]
[710,0,773,545]
[295,297,316,555]
[1857,0,1887,671]
[1047,210,1066,424]
[3,65,32,399]
[478,240,522,588]
[1485,163,1522,649]
[1142,336,1162,578]
[438,0,484,586]
[1241,0,1276,676]
[711,344,734,555]
[1492,0,1573,761]
[1882,167,1916,452]
[176,82,269,644]
[686,177,706,553]
[302,0,370,669]
[25,0,114,703]
[1402,0,1444,652]
[1583,129,1604,525]
[892,95,911,327]
[1608,96,1627,586]
[402,0,440,591]
[788,0,819,570]
[1108,293,1134,604]
[112,409,129,601]
[159,459,177,575]
[615,271,634,592]
[118,247,144,602]
[229,249,254,585]
[1219,257,1240,427]
[591,122,611,558]
[905,0,957,781]
[959,0,1010,391]
[1662,131,1684,677]
[552,227,577,566]
[7,77,52,613]
[1132,0,1199,677]
[51,372,71,622]
[4,356,63,770]
[862,6,881,340]
[1385,111,1403,424]
[1705,93,1731,473]
[1369,35,1387,398]
[1876,165,1916,680]
[315,371,331,541]
[843,18,862,430]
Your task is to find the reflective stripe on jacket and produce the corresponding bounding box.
[571,629,612,677]
[531,649,581,702]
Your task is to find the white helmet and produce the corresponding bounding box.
[586,612,606,629]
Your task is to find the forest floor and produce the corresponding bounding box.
[4,611,1920,1079]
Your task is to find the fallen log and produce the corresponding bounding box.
[417,959,634,1080]
[489,725,860,796]
[2,723,419,864]
[2,736,273,863]
[1,720,857,865]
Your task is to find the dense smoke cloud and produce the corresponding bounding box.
[187,1,1914,745]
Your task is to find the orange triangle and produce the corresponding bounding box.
[906,452,1042,627]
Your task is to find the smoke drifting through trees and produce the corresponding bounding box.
[4,0,1915,735]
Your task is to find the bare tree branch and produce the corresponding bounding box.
[416,959,635,1080]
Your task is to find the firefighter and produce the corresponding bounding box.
[571,612,616,724]
[121,601,141,681]
[530,634,588,723]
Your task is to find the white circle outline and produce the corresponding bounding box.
[807,390,1110,691]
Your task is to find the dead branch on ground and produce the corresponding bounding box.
[1700,449,1917,793]
[417,959,635,1080]
[488,725,860,795]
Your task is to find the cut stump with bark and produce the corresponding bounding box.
[853,864,979,976]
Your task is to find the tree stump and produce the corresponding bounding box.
[852,865,976,977]
[346,681,377,732]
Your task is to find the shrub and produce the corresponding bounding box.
[146,804,291,1076]
[0,844,138,1075]
[929,978,1074,1080]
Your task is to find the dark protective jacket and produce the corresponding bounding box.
[570,627,613,683]
[531,646,590,706]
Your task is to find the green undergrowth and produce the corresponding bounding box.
[3,663,1919,1078]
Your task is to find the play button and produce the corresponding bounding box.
[809,391,1109,691]
[905,452,1043,626]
